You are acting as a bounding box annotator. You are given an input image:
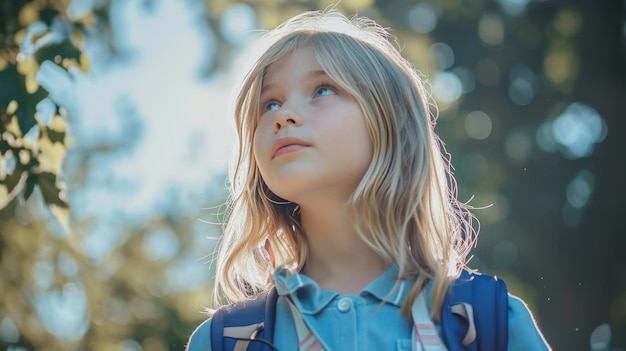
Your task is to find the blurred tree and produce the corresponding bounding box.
[0,1,216,350]
[1,1,88,349]
[0,0,91,220]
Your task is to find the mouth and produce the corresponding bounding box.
[271,137,311,158]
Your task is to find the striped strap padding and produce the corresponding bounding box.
[412,292,448,351]
[285,299,324,351]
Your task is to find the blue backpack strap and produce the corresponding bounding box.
[440,270,509,351]
[210,288,279,351]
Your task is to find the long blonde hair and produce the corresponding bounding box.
[215,10,477,321]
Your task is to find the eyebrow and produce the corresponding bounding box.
[260,69,329,95]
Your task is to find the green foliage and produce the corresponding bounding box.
[0,0,87,224]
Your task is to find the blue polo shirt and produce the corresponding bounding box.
[187,266,551,350]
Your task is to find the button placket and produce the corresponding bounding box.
[337,297,353,312]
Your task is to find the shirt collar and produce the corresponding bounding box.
[274,265,337,314]
[361,265,410,307]
[273,265,412,315]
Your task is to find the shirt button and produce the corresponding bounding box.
[337,297,352,312]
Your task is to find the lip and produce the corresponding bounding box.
[271,137,311,158]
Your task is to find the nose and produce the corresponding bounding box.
[273,104,302,132]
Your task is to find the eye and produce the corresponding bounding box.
[313,86,336,98]
[262,101,281,113]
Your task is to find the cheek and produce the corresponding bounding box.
[252,130,263,167]
[348,109,374,171]
[336,107,372,153]
[252,126,271,174]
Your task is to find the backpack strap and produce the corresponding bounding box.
[440,270,509,351]
[210,288,279,351]
[210,273,507,351]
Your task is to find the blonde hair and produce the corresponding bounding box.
[215,10,477,321]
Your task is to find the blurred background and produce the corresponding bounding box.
[1,0,624,350]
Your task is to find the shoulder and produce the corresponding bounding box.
[453,271,551,349]
[443,271,550,350]
[507,294,551,350]
[186,317,212,351]
[187,292,276,351]
[446,270,509,308]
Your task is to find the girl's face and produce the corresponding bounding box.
[253,46,373,206]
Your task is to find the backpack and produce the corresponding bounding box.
[210,270,509,351]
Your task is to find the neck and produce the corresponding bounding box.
[299,202,388,295]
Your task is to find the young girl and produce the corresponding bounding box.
[188,10,550,351]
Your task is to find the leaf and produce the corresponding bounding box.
[37,171,68,208]
[36,41,82,66]
[47,114,68,133]
[46,115,68,144]
[24,172,37,200]
[2,167,24,193]
[38,7,60,27]
[6,100,19,115]
[0,171,27,209]
[5,115,22,137]
[37,134,66,174]
[46,127,65,144]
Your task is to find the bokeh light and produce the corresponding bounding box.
[590,323,612,350]
[505,128,533,161]
[432,71,463,105]
[566,169,594,209]
[452,66,477,94]
[34,282,89,340]
[220,3,258,46]
[429,42,455,71]
[464,110,493,140]
[538,102,607,159]
[508,64,537,106]
[544,49,579,88]
[496,0,530,16]
[479,14,504,45]
[142,228,180,261]
[407,3,439,34]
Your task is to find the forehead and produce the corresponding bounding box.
[262,46,323,84]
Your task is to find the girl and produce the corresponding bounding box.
[188,10,550,351]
